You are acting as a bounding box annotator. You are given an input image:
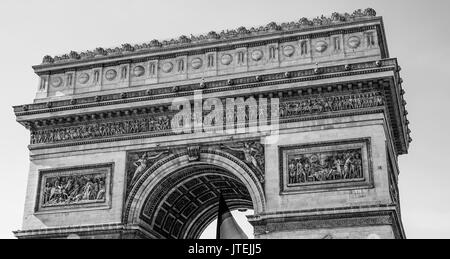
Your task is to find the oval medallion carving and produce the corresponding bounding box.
[251,50,264,61]
[78,73,90,84]
[51,76,63,88]
[283,45,295,57]
[221,54,233,65]
[162,62,173,73]
[133,66,145,77]
[348,36,361,49]
[315,41,328,53]
[105,69,117,81]
[191,58,203,69]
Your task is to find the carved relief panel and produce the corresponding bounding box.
[102,65,122,90]
[74,68,103,94]
[47,73,74,97]
[279,139,373,194]
[248,45,269,71]
[312,37,331,60]
[344,30,379,57]
[187,54,206,79]
[278,42,296,62]
[36,163,113,213]
[217,47,249,75]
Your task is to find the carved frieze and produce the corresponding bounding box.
[31,114,171,145]
[280,92,384,117]
[29,91,384,145]
[279,139,373,193]
[36,164,113,212]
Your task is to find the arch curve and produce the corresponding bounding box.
[124,149,266,239]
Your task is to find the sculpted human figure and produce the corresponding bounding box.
[288,161,297,184]
[224,143,260,168]
[82,180,93,200]
[131,151,168,183]
[96,180,106,200]
[355,154,363,178]
[49,180,61,203]
[296,160,306,183]
[223,142,264,182]
[343,153,353,179]
[43,183,52,204]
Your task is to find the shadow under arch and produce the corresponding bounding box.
[124,149,266,239]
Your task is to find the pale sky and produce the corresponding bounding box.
[0,0,449,239]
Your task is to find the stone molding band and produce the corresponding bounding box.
[15,58,399,115]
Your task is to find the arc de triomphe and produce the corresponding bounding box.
[13,8,410,239]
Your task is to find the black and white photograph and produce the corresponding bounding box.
[0,0,449,245]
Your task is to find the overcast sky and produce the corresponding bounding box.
[0,0,449,239]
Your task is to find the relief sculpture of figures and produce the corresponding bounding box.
[288,149,363,185]
[280,92,383,118]
[31,115,172,145]
[42,173,106,207]
[30,92,383,145]
[222,142,265,183]
[130,150,169,185]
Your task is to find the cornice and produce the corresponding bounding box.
[13,223,126,239]
[34,8,379,72]
[249,205,405,239]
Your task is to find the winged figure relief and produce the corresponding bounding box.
[129,151,169,186]
[222,142,265,183]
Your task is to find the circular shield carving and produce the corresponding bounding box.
[315,41,328,53]
[221,54,233,65]
[133,66,145,77]
[51,76,63,88]
[283,45,295,57]
[105,69,117,81]
[251,50,264,61]
[348,36,361,49]
[191,58,203,69]
[162,62,173,73]
[78,73,90,84]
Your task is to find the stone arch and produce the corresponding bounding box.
[124,148,266,239]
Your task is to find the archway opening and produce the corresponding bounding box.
[200,209,255,239]
[138,163,255,239]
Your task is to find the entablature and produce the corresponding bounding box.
[14,58,410,155]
